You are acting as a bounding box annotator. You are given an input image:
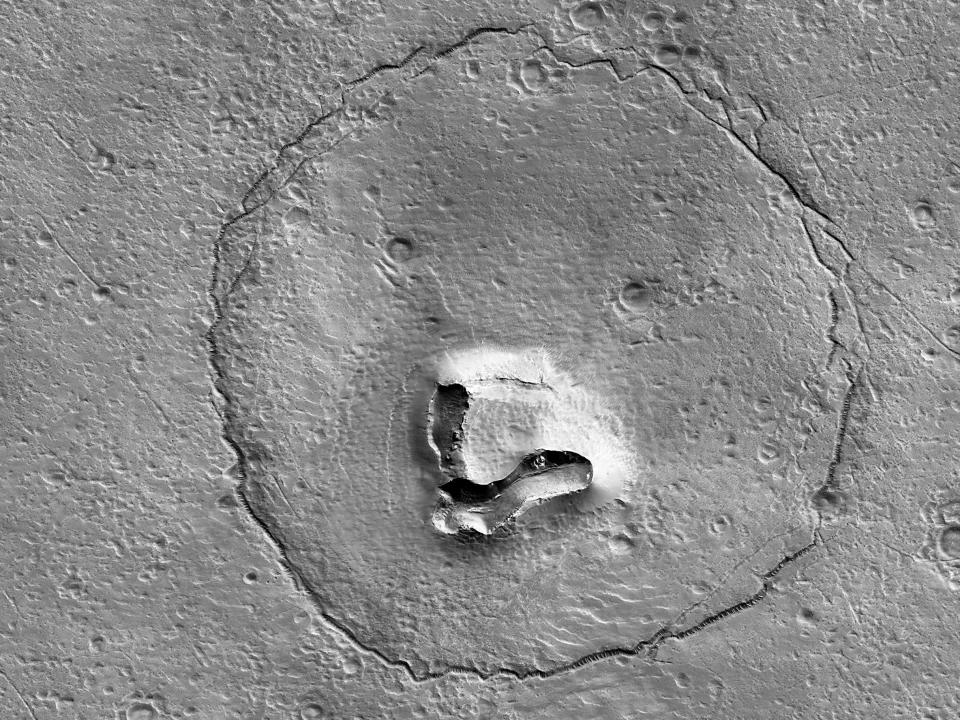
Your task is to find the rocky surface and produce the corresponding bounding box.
[3,1,960,718]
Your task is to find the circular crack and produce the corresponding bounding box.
[212,33,840,674]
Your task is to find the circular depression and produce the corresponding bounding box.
[215,37,836,673]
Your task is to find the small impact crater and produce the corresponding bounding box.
[919,499,960,588]
[570,1,607,30]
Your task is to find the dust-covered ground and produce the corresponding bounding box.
[3,1,960,718]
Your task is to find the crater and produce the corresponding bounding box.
[939,525,960,560]
[570,1,607,30]
[620,280,656,312]
[211,35,840,671]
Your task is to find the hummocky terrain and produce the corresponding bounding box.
[3,1,960,718]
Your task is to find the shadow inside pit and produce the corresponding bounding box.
[404,364,596,547]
